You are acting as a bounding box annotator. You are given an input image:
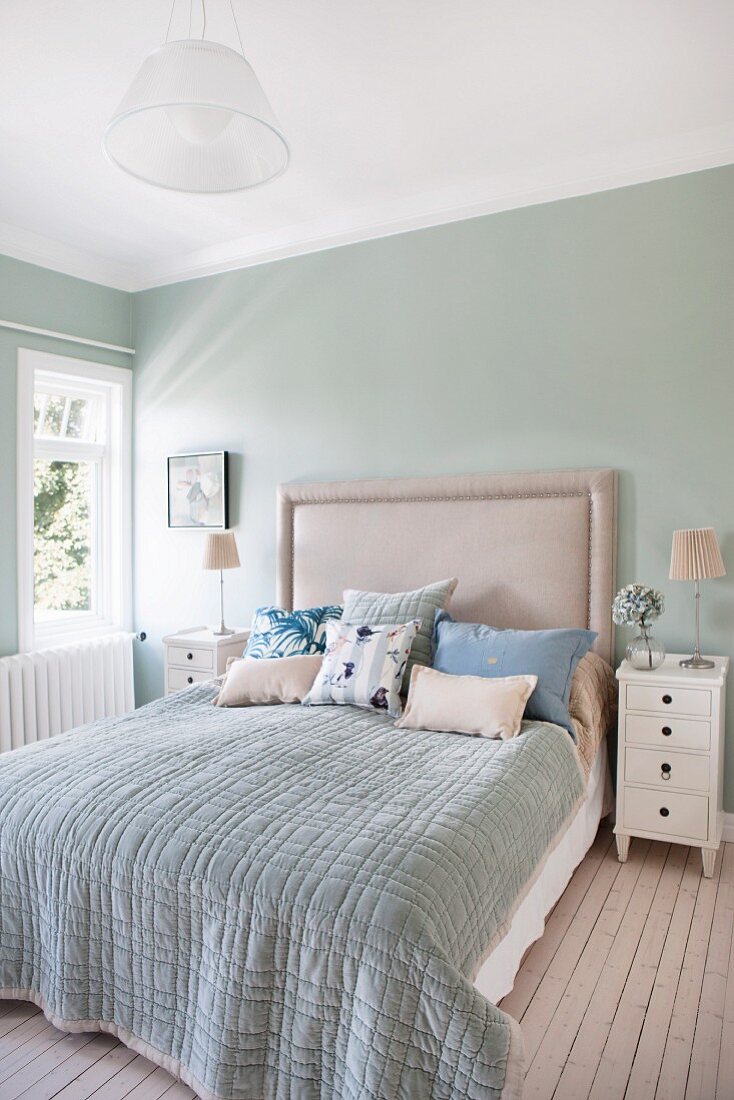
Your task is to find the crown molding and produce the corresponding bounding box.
[126,125,734,290]
[0,219,135,291]
[2,123,733,294]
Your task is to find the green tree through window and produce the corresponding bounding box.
[34,459,92,614]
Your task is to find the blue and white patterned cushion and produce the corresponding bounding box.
[244,605,342,659]
[342,578,457,692]
[302,619,421,718]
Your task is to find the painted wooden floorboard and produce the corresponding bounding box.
[655,846,723,1100]
[0,1017,72,1084]
[623,845,703,1100]
[501,829,616,1022]
[2,1032,99,1100]
[509,829,734,1100]
[687,843,734,1100]
[585,843,690,1100]
[0,1002,41,1040]
[2,827,733,1099]
[560,843,687,1100]
[517,833,637,1065]
[84,1055,158,1100]
[523,839,665,1098]
[716,853,734,1098]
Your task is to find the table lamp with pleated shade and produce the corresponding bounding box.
[670,528,725,669]
[203,531,240,636]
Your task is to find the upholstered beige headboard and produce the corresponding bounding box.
[277,468,617,663]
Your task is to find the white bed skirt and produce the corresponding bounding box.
[474,745,612,1004]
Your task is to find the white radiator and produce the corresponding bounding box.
[0,632,135,753]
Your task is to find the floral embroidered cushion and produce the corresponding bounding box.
[244,605,343,659]
[302,619,421,718]
[342,578,458,691]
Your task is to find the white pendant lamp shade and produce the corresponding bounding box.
[104,40,288,193]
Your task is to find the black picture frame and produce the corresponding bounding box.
[167,451,229,529]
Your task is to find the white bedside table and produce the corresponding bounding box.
[162,626,250,696]
[615,654,728,878]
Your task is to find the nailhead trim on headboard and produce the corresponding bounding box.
[277,469,617,662]
[284,490,593,630]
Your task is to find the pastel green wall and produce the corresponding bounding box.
[0,254,132,656]
[132,165,734,803]
[2,169,733,803]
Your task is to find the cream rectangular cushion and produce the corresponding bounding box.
[395,665,538,740]
[214,655,323,707]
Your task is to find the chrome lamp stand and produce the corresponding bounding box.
[213,568,234,636]
[680,579,715,669]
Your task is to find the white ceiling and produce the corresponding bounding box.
[1,1,733,291]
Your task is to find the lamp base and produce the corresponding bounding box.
[213,626,235,637]
[680,586,715,669]
[679,654,715,670]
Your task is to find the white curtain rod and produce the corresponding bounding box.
[0,319,135,356]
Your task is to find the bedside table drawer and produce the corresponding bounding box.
[625,714,711,752]
[625,747,709,793]
[626,684,711,718]
[167,667,213,692]
[166,644,214,672]
[623,786,709,842]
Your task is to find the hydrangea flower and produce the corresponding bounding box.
[612,584,665,629]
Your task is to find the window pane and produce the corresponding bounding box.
[34,459,94,619]
[66,398,88,439]
[34,394,66,437]
[34,391,99,441]
[33,393,46,434]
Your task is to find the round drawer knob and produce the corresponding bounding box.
[187,676,193,685]
[662,726,672,736]
[187,652,193,661]
[659,806,670,817]
[661,763,671,780]
[662,694,672,705]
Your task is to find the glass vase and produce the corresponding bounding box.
[626,627,665,671]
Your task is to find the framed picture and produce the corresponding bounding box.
[167,451,229,529]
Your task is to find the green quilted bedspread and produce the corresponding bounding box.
[0,684,585,1098]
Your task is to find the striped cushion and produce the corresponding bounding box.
[342,578,457,691]
[302,620,421,718]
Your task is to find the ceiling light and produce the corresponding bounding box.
[103,3,288,194]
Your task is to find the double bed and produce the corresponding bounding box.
[0,467,617,1099]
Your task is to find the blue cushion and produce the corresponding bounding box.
[432,613,596,736]
[244,605,343,659]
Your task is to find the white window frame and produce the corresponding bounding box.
[17,349,132,651]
